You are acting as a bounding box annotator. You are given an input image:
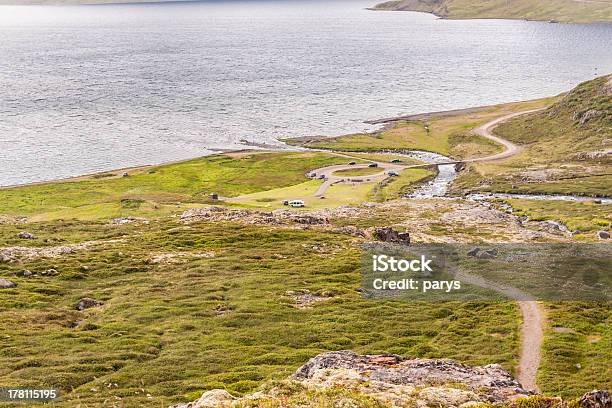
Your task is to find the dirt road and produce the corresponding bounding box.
[468,109,543,162]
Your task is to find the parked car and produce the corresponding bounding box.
[318,175,326,180]
[348,161,356,165]
[288,200,305,208]
[368,163,378,168]
[390,159,402,163]
[387,170,399,177]
[282,200,289,205]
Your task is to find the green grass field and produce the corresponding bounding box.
[332,167,383,177]
[0,152,349,219]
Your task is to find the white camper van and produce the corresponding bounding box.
[288,200,305,208]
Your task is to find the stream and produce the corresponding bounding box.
[397,150,611,204]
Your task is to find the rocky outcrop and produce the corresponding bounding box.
[169,351,539,407]
[169,390,235,408]
[579,390,610,408]
[181,206,329,226]
[467,247,498,259]
[372,227,410,245]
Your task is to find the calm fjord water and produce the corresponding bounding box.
[0,0,611,186]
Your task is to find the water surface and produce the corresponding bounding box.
[1,0,611,186]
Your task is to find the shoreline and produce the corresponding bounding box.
[0,148,262,191]
[0,100,519,191]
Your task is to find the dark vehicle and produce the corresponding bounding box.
[348,161,356,165]
[387,170,399,177]
[282,200,289,205]
[390,159,402,163]
[368,163,378,168]
[319,175,326,180]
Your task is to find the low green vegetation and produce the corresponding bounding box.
[369,168,436,201]
[539,302,611,398]
[373,0,612,23]
[0,219,520,406]
[337,152,423,165]
[0,152,348,219]
[503,199,611,239]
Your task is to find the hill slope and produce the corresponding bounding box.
[373,0,612,23]
[453,74,612,197]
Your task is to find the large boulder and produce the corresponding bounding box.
[17,231,36,240]
[597,231,610,240]
[169,351,532,408]
[0,278,16,289]
[373,227,410,246]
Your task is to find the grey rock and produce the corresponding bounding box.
[579,390,611,408]
[75,298,101,311]
[22,270,33,278]
[373,227,410,246]
[598,231,610,240]
[292,351,528,403]
[467,247,498,259]
[169,390,235,408]
[0,278,16,289]
[17,231,36,239]
[467,247,481,257]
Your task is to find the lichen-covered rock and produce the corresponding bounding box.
[170,351,533,408]
[17,231,37,239]
[579,390,611,408]
[169,390,235,408]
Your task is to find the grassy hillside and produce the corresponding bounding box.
[453,74,612,197]
[373,0,612,23]
[284,98,552,159]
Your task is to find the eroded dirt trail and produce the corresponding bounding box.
[516,301,543,391]
[456,271,543,391]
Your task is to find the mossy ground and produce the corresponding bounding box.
[0,218,520,407]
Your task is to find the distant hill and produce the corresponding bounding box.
[373,0,612,23]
